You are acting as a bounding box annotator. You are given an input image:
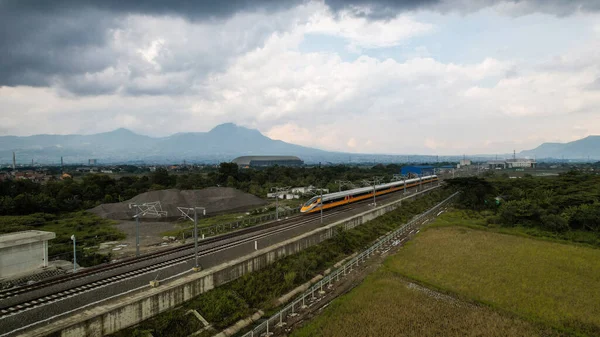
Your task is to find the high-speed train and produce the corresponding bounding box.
[300,175,438,213]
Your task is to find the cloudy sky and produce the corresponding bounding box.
[1,0,600,155]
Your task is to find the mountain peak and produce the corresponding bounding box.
[208,123,263,137]
[209,123,241,133]
[112,128,136,134]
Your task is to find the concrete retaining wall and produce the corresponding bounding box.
[22,186,439,337]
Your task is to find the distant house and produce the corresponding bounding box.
[12,170,49,183]
[232,156,304,168]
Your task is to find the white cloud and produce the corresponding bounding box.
[2,3,600,156]
[305,7,435,49]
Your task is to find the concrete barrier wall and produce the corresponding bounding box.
[24,186,439,337]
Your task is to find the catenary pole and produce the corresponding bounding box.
[71,235,77,273]
[135,215,140,257]
[320,188,323,224]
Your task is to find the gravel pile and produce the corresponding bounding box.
[89,187,267,220]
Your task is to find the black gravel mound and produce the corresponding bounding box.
[89,187,267,220]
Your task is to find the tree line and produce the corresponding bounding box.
[447,171,600,234]
[0,163,413,216]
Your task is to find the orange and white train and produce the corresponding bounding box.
[300,175,438,213]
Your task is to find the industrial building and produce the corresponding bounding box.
[487,158,536,169]
[232,156,304,167]
[401,165,435,176]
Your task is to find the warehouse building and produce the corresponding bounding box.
[232,156,304,168]
[487,158,536,169]
[400,165,435,176]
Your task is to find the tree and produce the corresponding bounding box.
[540,214,569,232]
[218,163,239,184]
[151,168,172,187]
[445,177,496,210]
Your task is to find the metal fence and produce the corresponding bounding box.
[241,192,459,337]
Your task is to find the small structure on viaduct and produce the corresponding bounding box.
[0,230,56,279]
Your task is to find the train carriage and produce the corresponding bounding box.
[300,175,438,213]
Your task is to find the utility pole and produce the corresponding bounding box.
[320,188,324,224]
[335,180,353,192]
[362,177,382,207]
[392,174,407,195]
[306,187,327,224]
[135,214,140,256]
[270,187,290,221]
[193,207,206,271]
[129,201,167,257]
[70,235,77,273]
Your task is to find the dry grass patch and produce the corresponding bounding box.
[387,225,600,335]
[292,270,554,337]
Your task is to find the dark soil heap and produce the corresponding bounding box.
[89,187,267,220]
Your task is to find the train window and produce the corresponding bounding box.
[303,197,318,207]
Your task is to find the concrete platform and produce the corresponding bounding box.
[0,230,56,279]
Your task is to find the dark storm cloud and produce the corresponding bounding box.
[1,0,599,93]
[0,0,296,90]
[326,0,600,18]
[0,5,119,87]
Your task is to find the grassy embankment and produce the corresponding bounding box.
[294,211,600,336]
[0,212,124,266]
[111,189,452,337]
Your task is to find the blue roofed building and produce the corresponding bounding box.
[401,165,435,176]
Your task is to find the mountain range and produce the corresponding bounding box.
[520,136,600,160]
[0,123,337,164]
[1,123,598,165]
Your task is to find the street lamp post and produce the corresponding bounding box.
[70,234,77,273]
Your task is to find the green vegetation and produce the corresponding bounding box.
[292,269,558,337]
[447,172,600,244]
[0,212,124,266]
[387,225,600,336]
[111,189,451,337]
[431,209,600,247]
[0,164,414,216]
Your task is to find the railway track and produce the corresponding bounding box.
[0,183,438,320]
[0,207,354,319]
[0,208,321,301]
